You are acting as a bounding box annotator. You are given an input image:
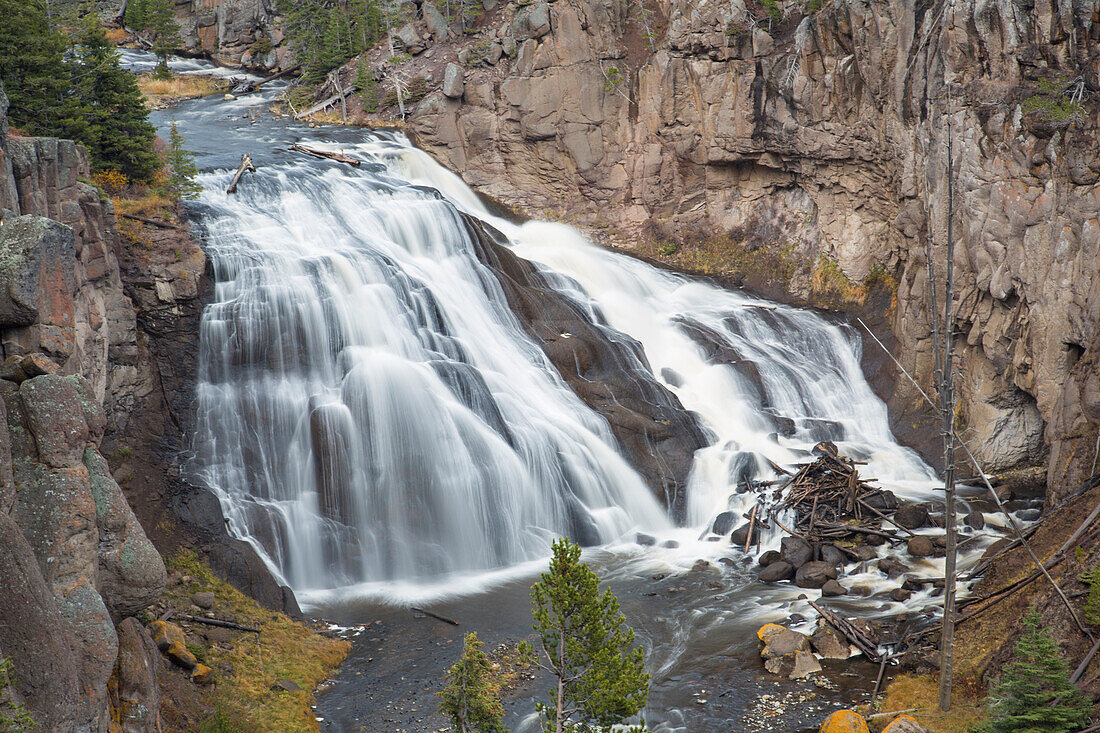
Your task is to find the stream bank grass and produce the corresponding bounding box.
[871,673,986,733]
[137,73,225,108]
[164,551,349,733]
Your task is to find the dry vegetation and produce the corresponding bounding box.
[871,674,986,733]
[159,550,349,733]
[137,73,226,109]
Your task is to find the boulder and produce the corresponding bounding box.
[422,3,450,39]
[85,447,166,620]
[780,535,813,568]
[820,543,848,566]
[765,650,821,679]
[878,558,911,578]
[795,561,838,589]
[0,355,26,382]
[964,509,985,530]
[759,627,811,659]
[821,579,847,597]
[758,549,781,566]
[660,539,679,549]
[758,560,794,582]
[273,679,302,692]
[192,591,215,610]
[166,640,197,671]
[730,522,754,547]
[863,489,899,512]
[20,352,59,378]
[894,504,930,529]
[889,587,912,602]
[907,535,935,558]
[810,624,850,659]
[394,23,425,54]
[691,559,710,572]
[442,63,464,99]
[635,532,656,546]
[712,510,737,535]
[111,617,162,733]
[881,714,931,733]
[149,621,185,653]
[511,1,551,40]
[0,513,80,730]
[19,374,88,468]
[819,709,870,733]
[191,663,215,685]
[853,545,878,561]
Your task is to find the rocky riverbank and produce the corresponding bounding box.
[0,81,338,731]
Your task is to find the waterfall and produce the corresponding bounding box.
[189,130,938,597]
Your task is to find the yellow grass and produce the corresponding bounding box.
[870,674,986,733]
[104,27,129,45]
[137,73,225,108]
[164,551,349,733]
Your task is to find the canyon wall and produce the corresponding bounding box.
[357,0,1100,500]
[172,0,289,70]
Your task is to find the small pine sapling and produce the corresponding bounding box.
[438,632,505,733]
[986,610,1092,733]
[165,121,202,200]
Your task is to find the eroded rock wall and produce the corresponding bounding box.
[365,0,1100,498]
[173,0,288,70]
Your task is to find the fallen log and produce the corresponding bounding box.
[290,143,361,167]
[256,64,301,88]
[179,614,261,634]
[121,212,181,230]
[226,153,255,194]
[411,607,459,626]
[295,86,359,119]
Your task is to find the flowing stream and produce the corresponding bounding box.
[137,53,1023,730]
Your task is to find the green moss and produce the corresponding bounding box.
[0,657,37,732]
[1079,567,1100,627]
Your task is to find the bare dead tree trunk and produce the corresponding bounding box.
[938,118,958,712]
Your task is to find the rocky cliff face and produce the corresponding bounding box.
[172,0,288,70]
[360,0,1100,500]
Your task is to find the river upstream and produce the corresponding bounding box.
[127,51,1033,732]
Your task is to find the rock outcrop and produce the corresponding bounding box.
[172,0,288,70]
[355,0,1100,500]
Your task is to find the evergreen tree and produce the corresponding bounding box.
[165,121,202,200]
[987,611,1093,733]
[529,539,649,733]
[0,0,85,140]
[437,633,505,733]
[146,0,181,77]
[69,17,160,181]
[125,0,150,31]
[356,60,379,112]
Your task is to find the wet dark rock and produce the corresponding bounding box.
[758,550,781,567]
[635,532,656,546]
[730,523,754,547]
[890,588,912,602]
[878,558,911,578]
[853,545,878,561]
[964,510,985,530]
[907,536,934,558]
[780,536,813,568]
[865,532,888,546]
[894,504,930,529]
[821,579,847,596]
[863,489,899,512]
[764,651,821,679]
[758,561,794,583]
[466,217,708,518]
[717,557,737,568]
[902,577,929,591]
[1016,508,1042,522]
[661,539,680,549]
[691,559,711,571]
[819,543,848,566]
[794,561,837,589]
[712,511,737,535]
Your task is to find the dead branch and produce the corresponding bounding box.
[226,153,255,194]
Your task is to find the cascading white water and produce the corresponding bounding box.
[192,160,669,592]
[191,128,942,599]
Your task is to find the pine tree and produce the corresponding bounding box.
[529,539,649,733]
[165,121,202,200]
[356,60,379,112]
[0,0,85,140]
[70,17,160,182]
[147,0,181,77]
[125,0,150,31]
[987,611,1093,733]
[437,632,505,733]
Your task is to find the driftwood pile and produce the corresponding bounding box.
[773,441,911,546]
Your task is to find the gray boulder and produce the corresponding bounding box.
[895,504,930,529]
[794,561,837,589]
[780,535,812,568]
[758,561,794,582]
[511,1,551,40]
[443,63,465,99]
